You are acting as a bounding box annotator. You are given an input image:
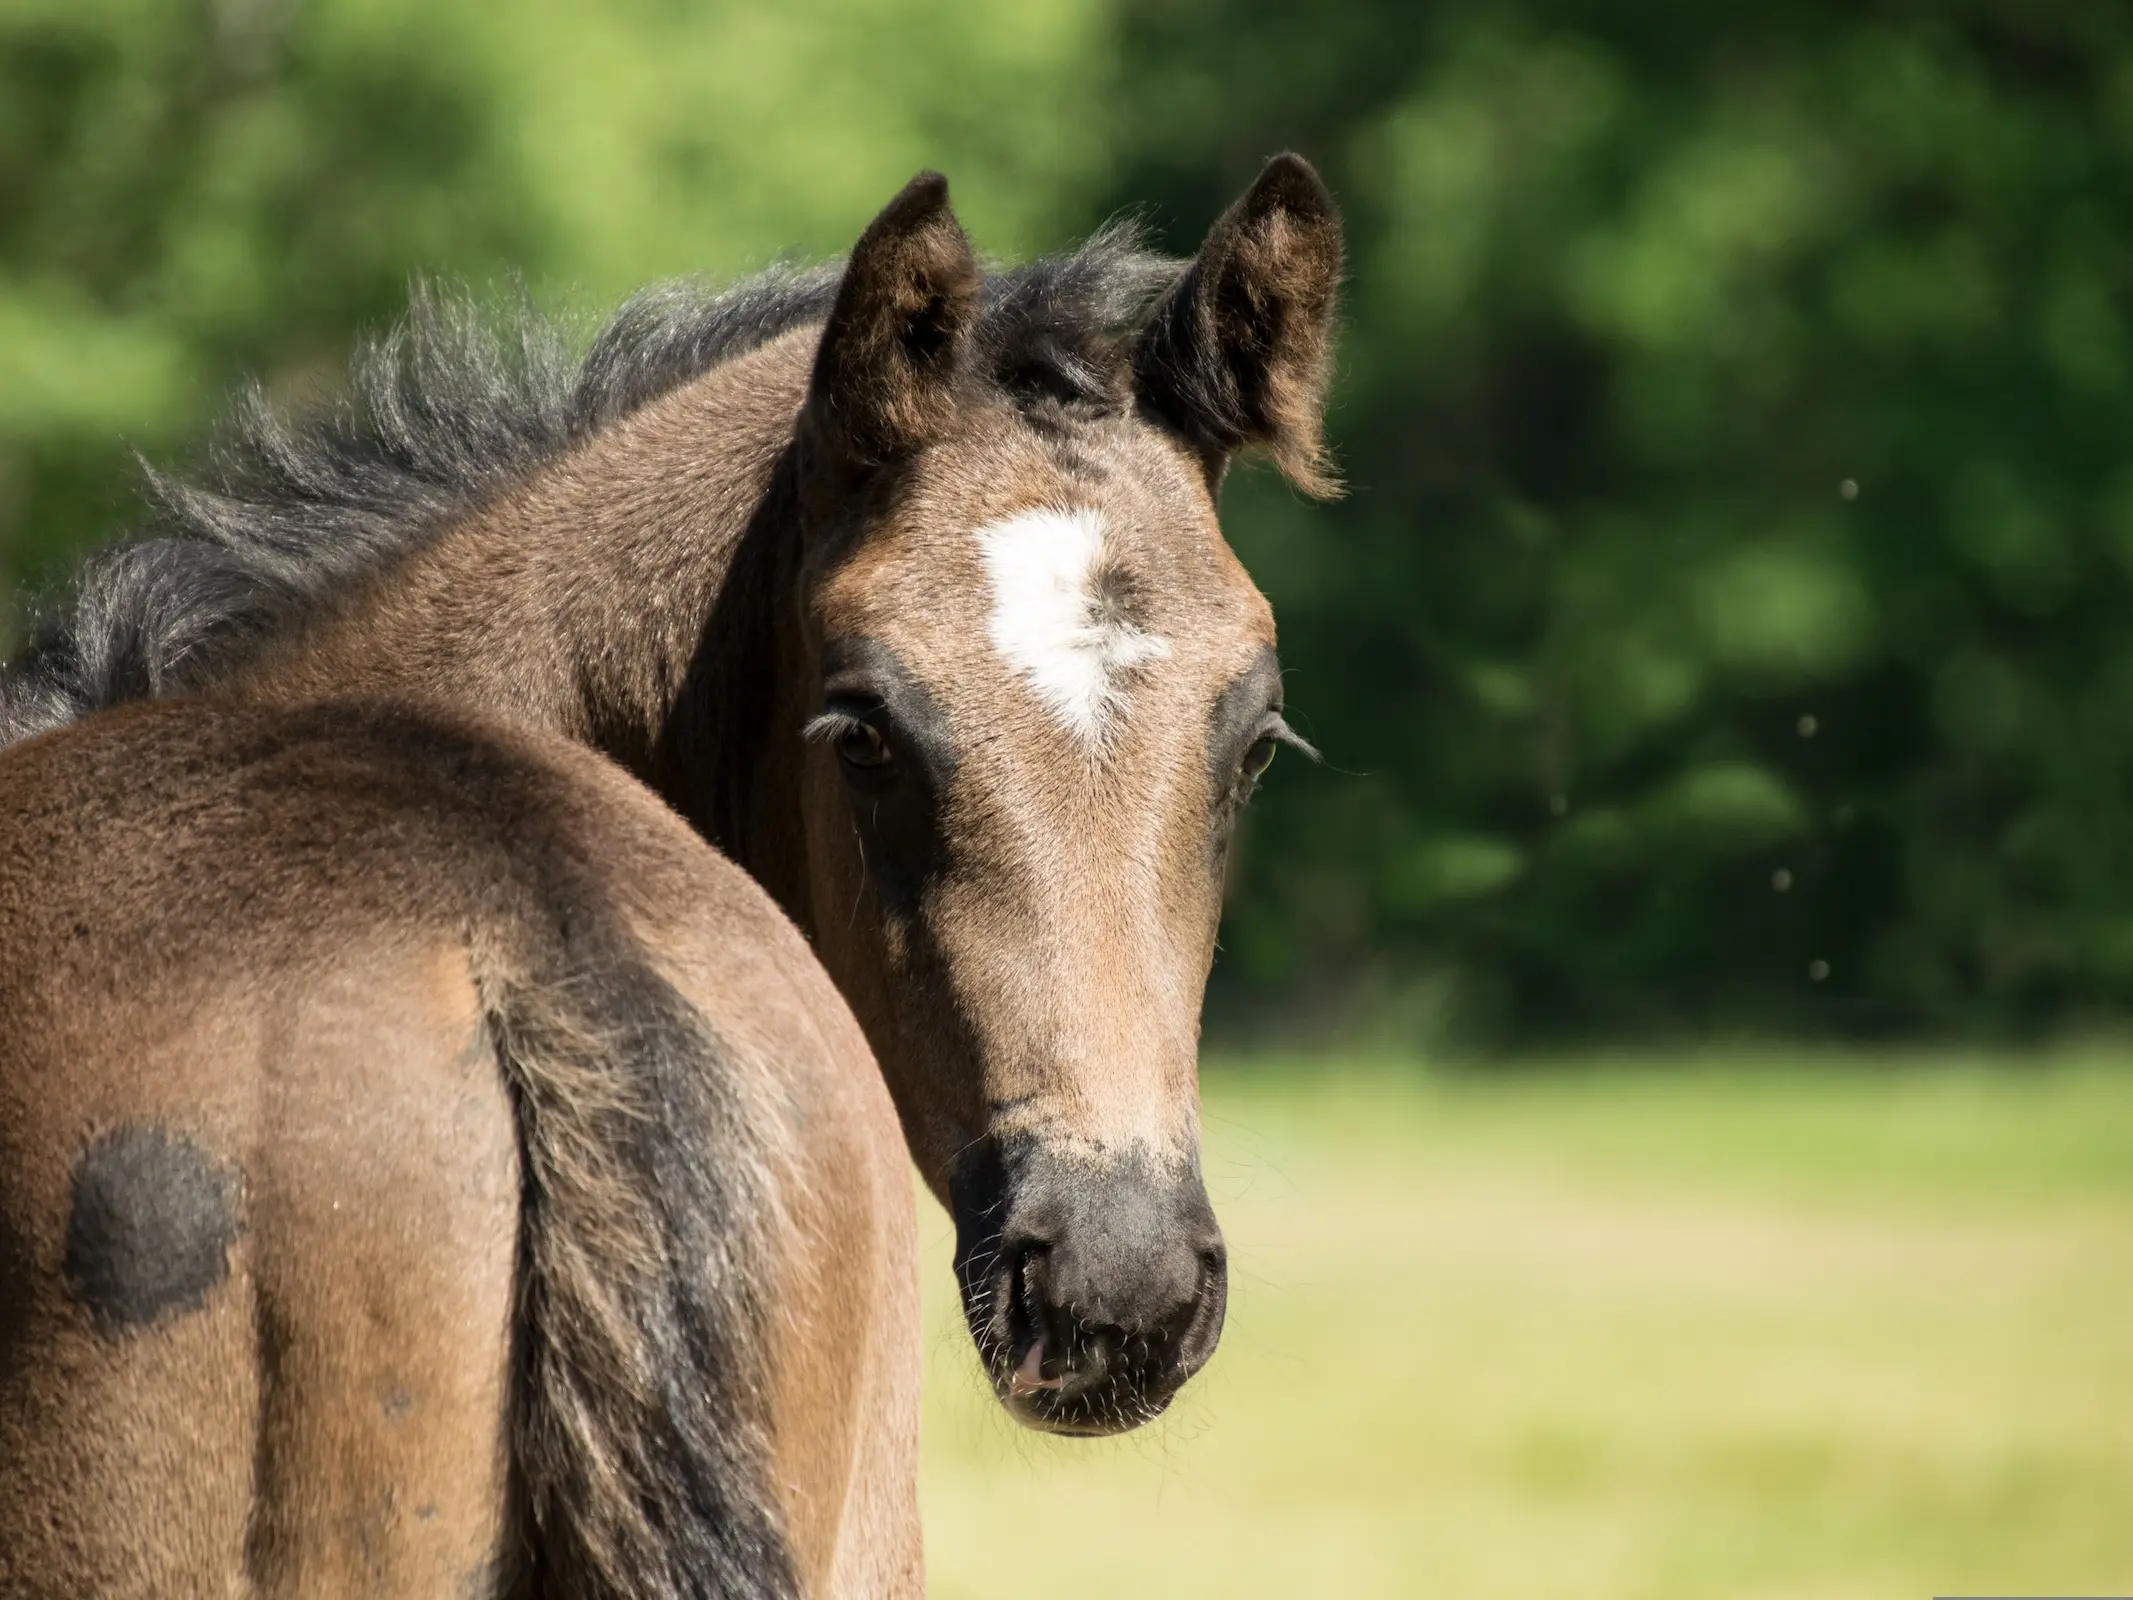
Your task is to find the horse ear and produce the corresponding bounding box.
[1133,153,1343,498]
[805,171,982,469]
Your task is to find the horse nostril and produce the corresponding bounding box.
[1197,1244,1228,1307]
[1008,1237,1049,1310]
[1002,1238,1052,1382]
[1170,1238,1229,1383]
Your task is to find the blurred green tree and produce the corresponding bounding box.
[1099,0,2133,1039]
[5,0,2131,1042]
[0,0,1109,585]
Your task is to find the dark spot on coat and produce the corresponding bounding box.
[65,1126,241,1337]
[383,1386,413,1420]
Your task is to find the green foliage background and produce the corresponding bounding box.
[5,0,2130,1042]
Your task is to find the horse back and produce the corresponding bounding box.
[0,697,916,1599]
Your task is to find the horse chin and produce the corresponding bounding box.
[995,1378,1178,1438]
[968,1316,1186,1436]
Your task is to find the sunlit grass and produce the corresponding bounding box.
[918,1048,2133,1598]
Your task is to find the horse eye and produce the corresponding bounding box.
[1241,735,1279,783]
[836,720,893,770]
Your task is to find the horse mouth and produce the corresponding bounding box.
[995,1342,1178,1437]
[965,1248,1191,1437]
[947,1138,1228,1436]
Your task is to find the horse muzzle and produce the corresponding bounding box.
[949,1135,1227,1435]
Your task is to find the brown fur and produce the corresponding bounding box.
[805,172,985,466]
[1134,154,1345,496]
[0,699,918,1596]
[3,158,1345,1436]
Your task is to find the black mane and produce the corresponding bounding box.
[0,225,1174,746]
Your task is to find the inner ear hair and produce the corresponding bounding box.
[1134,152,1344,498]
[807,170,983,467]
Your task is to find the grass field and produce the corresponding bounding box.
[915,1050,2133,1598]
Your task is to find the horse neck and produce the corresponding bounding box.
[235,325,823,913]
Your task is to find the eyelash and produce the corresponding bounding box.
[1236,715,1313,800]
[801,709,869,745]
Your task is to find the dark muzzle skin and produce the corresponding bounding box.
[950,1136,1227,1435]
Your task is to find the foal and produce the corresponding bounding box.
[0,700,917,1596]
[2,156,1344,1432]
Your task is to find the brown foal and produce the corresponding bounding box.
[0,154,1343,1589]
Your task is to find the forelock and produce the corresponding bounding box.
[972,222,1181,416]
